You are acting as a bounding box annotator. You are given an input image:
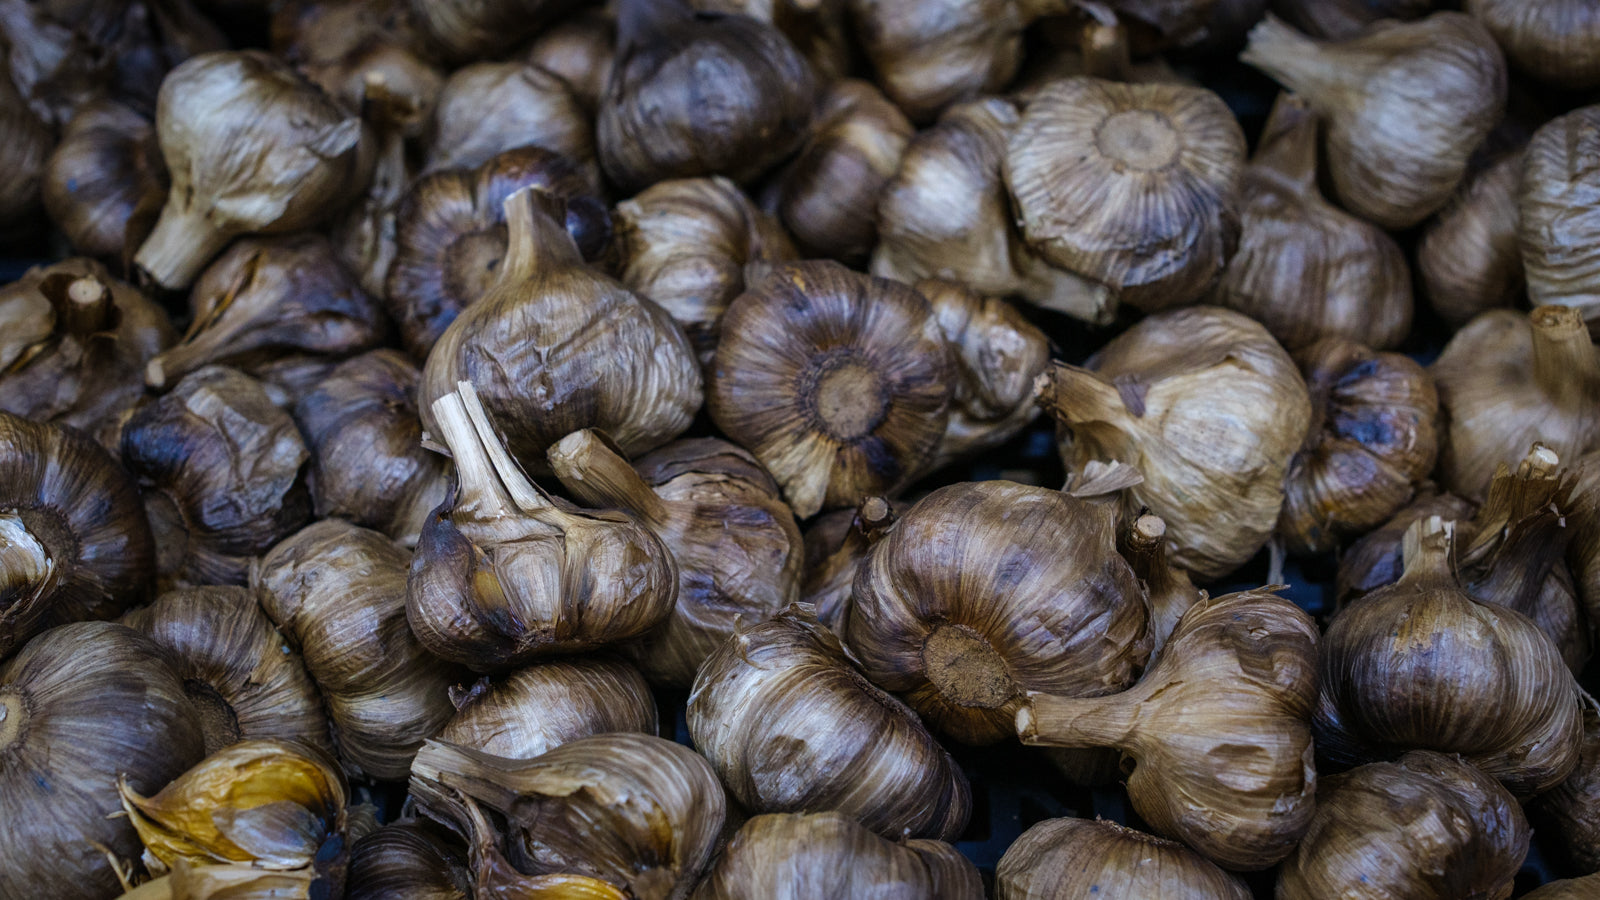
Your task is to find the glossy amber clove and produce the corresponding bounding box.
[995,818,1249,900]
[1520,106,1600,334]
[42,99,167,262]
[424,60,595,184]
[438,656,658,759]
[1467,0,1600,90]
[1418,150,1525,328]
[799,496,898,636]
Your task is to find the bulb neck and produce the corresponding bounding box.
[1016,690,1136,749]
[0,689,30,755]
[38,272,118,336]
[546,429,669,527]
[921,624,1016,710]
[1240,15,1335,100]
[1397,515,1458,587]
[500,187,583,284]
[1529,306,1600,411]
[1250,93,1319,193]
[134,201,230,291]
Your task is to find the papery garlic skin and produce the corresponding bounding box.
[1520,105,1600,334]
[43,99,166,261]
[996,818,1249,900]
[439,656,658,760]
[424,60,595,184]
[1419,150,1525,328]
[845,0,1024,122]
[1468,0,1600,90]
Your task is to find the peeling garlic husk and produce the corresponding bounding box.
[525,9,615,109]
[42,99,167,262]
[1520,105,1600,335]
[800,497,899,637]
[423,60,596,184]
[1418,149,1525,328]
[996,817,1249,899]
[347,821,471,900]
[438,655,658,759]
[1467,0,1600,90]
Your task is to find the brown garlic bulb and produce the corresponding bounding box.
[525,9,615,109]
[709,261,953,518]
[1468,0,1600,90]
[1573,450,1600,635]
[421,187,700,469]
[410,733,726,900]
[120,366,311,586]
[1277,751,1529,900]
[272,0,443,136]
[1525,873,1600,900]
[134,51,368,290]
[1038,306,1311,580]
[0,412,154,660]
[406,0,581,63]
[799,497,898,636]
[691,811,982,900]
[347,821,471,900]
[424,61,595,184]
[439,656,657,759]
[1018,587,1318,870]
[1119,514,1201,663]
[1534,700,1600,872]
[1432,305,1600,502]
[995,818,1249,900]
[408,384,678,671]
[0,74,51,234]
[692,0,854,83]
[549,432,803,686]
[773,79,912,264]
[1334,487,1475,605]
[147,235,388,390]
[121,586,332,757]
[845,0,1025,122]
[1316,516,1583,796]
[1215,93,1412,349]
[1005,76,1246,314]
[1278,338,1439,556]
[1241,13,1507,230]
[597,0,817,194]
[0,622,204,899]
[688,608,971,841]
[256,519,463,780]
[1270,0,1433,39]
[331,93,412,301]
[1520,106,1600,334]
[42,99,166,262]
[1418,149,1525,328]
[388,146,608,359]
[250,355,348,410]
[850,480,1150,745]
[0,259,174,434]
[607,176,795,361]
[294,350,450,548]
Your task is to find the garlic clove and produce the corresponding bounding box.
[995,818,1250,899]
[1418,149,1525,329]
[438,655,658,759]
[1467,0,1600,90]
[329,87,413,300]
[423,60,596,185]
[42,99,167,263]
[1520,105,1600,335]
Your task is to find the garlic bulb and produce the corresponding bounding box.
[691,811,982,900]
[800,498,898,636]
[256,519,464,780]
[420,187,700,469]
[406,0,580,63]
[709,261,953,518]
[1241,13,1507,229]
[347,821,470,900]
[850,480,1150,745]
[120,366,311,586]
[424,61,595,183]
[1278,338,1439,555]
[147,235,388,390]
[42,99,166,261]
[1119,514,1201,663]
[597,0,817,193]
[272,0,443,136]
[1005,76,1245,314]
[1432,305,1600,501]
[1525,873,1600,900]
[1520,106,1600,333]
[408,385,678,670]
[1277,751,1529,900]
[549,432,803,686]
[0,259,174,434]
[1574,450,1600,636]
[0,412,154,660]
[1533,700,1600,873]
[410,733,726,900]
[0,622,204,899]
[688,608,971,841]
[134,50,368,290]
[1215,93,1412,350]
[387,146,607,359]
[122,586,332,757]
[607,176,795,361]
[1038,305,1311,580]
[1468,0,1600,90]
[1018,587,1318,870]
[1418,149,1525,328]
[995,818,1249,900]
[438,656,658,759]
[1270,0,1433,39]
[525,9,615,109]
[1335,488,1475,604]
[0,74,51,234]
[1316,516,1583,796]
[294,350,450,548]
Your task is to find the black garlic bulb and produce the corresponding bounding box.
[1271,0,1433,39]
[799,496,898,637]
[525,9,615,109]
[347,821,471,900]
[42,99,167,262]
[406,0,581,63]
[424,60,595,185]
[996,818,1249,899]
[1467,0,1600,90]
[438,656,658,760]
[1520,105,1600,335]
[0,74,51,236]
[1418,150,1525,329]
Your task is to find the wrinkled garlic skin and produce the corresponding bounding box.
[438,656,658,759]
[1277,751,1529,900]
[691,811,982,900]
[1039,306,1312,580]
[598,0,818,194]
[845,0,1024,122]
[0,75,50,233]
[1005,77,1245,313]
[1520,106,1600,334]
[120,366,311,587]
[272,0,444,136]
[388,146,607,360]
[149,234,389,390]
[850,481,1150,745]
[1018,588,1319,871]
[525,9,615,109]
[424,61,595,184]
[1534,703,1600,873]
[692,0,854,83]
[1270,0,1433,38]
[331,109,411,301]
[995,818,1249,900]
[1418,150,1525,328]
[406,0,582,63]
[1432,305,1600,502]
[256,520,464,780]
[1336,491,1473,606]
[1279,339,1439,556]
[0,622,204,900]
[121,586,333,758]
[1241,13,1507,230]
[43,99,167,261]
[294,350,450,548]
[1468,0,1600,90]
[1215,93,1412,350]
[798,497,898,635]
[347,821,471,900]
[607,176,796,361]
[689,609,971,841]
[410,733,726,900]
[134,50,369,290]
[710,261,953,518]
